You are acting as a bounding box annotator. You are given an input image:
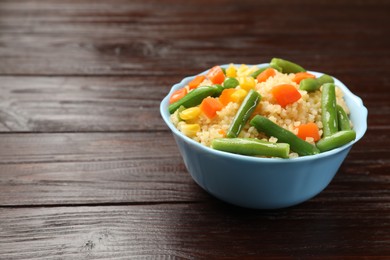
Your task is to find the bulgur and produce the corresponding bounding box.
[170,63,350,158]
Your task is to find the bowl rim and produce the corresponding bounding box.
[160,63,368,163]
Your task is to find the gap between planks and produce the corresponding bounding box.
[0,200,204,209]
[0,129,171,135]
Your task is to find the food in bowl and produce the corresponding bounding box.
[168,58,356,158]
[161,58,367,209]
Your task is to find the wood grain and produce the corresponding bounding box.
[0,132,180,164]
[0,74,388,132]
[0,0,389,76]
[0,0,389,132]
[0,130,387,164]
[0,76,174,132]
[0,131,388,206]
[0,158,209,206]
[0,0,389,258]
[0,204,389,259]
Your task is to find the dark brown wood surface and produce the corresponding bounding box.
[0,0,389,258]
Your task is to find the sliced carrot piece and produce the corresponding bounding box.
[218,129,226,137]
[297,122,320,141]
[169,88,187,104]
[292,72,316,84]
[252,103,262,117]
[200,97,223,119]
[271,84,301,107]
[256,68,276,83]
[219,88,236,106]
[207,66,225,84]
[188,75,206,90]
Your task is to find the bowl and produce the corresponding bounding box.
[160,63,368,209]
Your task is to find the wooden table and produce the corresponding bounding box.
[0,0,389,258]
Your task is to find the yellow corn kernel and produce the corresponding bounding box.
[237,64,259,77]
[180,123,200,137]
[239,76,256,91]
[226,64,237,78]
[247,66,259,76]
[237,64,250,77]
[230,89,247,103]
[179,107,201,121]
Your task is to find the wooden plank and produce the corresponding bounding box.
[0,132,181,164]
[0,0,389,76]
[0,76,175,132]
[0,73,388,132]
[0,132,206,206]
[0,131,388,206]
[0,158,209,206]
[0,130,387,164]
[0,157,388,207]
[0,203,389,259]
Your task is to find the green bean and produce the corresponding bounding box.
[336,105,351,131]
[213,84,224,94]
[250,63,282,78]
[168,86,221,114]
[321,83,338,137]
[299,78,318,92]
[250,115,319,156]
[227,89,261,138]
[270,63,283,72]
[270,58,305,73]
[316,130,356,152]
[317,74,334,85]
[299,74,334,92]
[250,67,269,78]
[212,138,290,158]
[223,77,239,89]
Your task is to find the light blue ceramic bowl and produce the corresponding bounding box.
[160,63,368,209]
